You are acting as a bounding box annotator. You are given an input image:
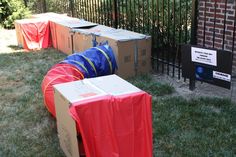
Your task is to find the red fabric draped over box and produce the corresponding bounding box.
[17,18,52,50]
[69,91,153,157]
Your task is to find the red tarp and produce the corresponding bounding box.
[69,91,153,157]
[42,63,84,117]
[19,18,52,50]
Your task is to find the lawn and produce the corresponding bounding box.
[0,48,235,157]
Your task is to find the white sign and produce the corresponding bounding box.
[213,71,231,82]
[191,47,217,66]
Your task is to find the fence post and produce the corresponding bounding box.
[112,0,118,28]
[189,0,198,90]
[190,0,198,45]
[69,0,75,17]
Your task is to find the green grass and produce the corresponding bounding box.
[130,75,236,156]
[0,49,66,157]
[154,97,236,156]
[0,49,235,157]
[128,75,175,97]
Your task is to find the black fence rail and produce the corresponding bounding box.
[25,0,197,78]
[73,0,114,27]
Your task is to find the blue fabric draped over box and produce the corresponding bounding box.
[61,44,118,78]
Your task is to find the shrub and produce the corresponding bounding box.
[0,0,31,29]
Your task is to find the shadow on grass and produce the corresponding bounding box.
[128,74,175,97]
[8,45,23,51]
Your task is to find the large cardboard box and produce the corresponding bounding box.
[15,20,24,48]
[54,18,97,55]
[54,75,152,157]
[31,12,69,49]
[54,79,106,157]
[31,13,68,49]
[49,20,58,49]
[72,25,116,52]
[72,28,152,78]
[96,29,152,78]
[14,18,51,50]
[15,13,67,49]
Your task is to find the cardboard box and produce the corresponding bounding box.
[54,18,97,55]
[72,25,116,52]
[54,75,142,157]
[49,20,58,49]
[72,28,151,78]
[15,13,61,48]
[14,19,29,48]
[54,80,106,157]
[31,13,69,49]
[96,29,152,78]
[14,18,51,50]
[136,36,152,74]
[15,20,24,48]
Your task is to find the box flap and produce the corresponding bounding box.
[71,25,116,35]
[54,75,141,103]
[54,18,97,29]
[100,29,151,41]
[88,75,141,96]
[54,80,106,103]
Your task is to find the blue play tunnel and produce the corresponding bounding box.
[62,44,117,78]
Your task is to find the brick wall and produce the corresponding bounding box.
[197,0,236,74]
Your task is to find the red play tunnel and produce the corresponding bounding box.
[42,63,84,117]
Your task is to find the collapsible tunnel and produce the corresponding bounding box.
[62,44,117,78]
[42,63,84,117]
[42,44,117,117]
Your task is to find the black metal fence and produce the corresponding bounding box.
[73,0,197,78]
[26,0,197,78]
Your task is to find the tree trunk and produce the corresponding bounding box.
[42,0,46,13]
[23,0,28,7]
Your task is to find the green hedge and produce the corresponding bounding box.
[0,0,31,29]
